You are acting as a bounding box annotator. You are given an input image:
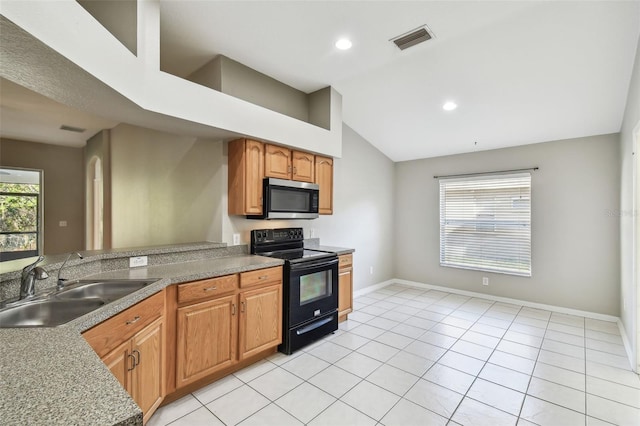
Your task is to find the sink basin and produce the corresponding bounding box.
[56,279,157,303]
[0,298,106,328]
[0,279,159,328]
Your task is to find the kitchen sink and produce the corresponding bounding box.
[0,298,106,327]
[0,279,159,328]
[56,279,157,303]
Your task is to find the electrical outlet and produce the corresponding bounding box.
[310,228,316,238]
[370,266,374,275]
[232,233,240,245]
[58,220,67,227]
[129,256,148,268]
[482,277,489,286]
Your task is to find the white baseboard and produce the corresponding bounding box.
[391,278,620,322]
[356,278,637,371]
[617,319,638,373]
[353,279,395,298]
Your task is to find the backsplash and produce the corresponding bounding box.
[0,242,246,302]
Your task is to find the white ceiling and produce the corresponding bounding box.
[159,0,640,161]
[1,1,639,161]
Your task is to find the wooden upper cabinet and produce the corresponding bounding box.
[315,156,334,215]
[264,144,291,179]
[228,139,264,216]
[228,140,334,215]
[291,151,314,182]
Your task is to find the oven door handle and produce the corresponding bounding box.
[296,316,334,335]
[289,257,338,271]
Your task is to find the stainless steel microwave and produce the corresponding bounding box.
[247,178,319,220]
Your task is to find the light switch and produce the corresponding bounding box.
[59,221,67,227]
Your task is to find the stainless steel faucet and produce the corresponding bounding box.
[57,252,83,290]
[20,256,49,299]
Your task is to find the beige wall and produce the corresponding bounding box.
[0,138,84,254]
[77,0,137,55]
[109,124,223,248]
[189,55,310,123]
[619,34,640,369]
[395,134,621,316]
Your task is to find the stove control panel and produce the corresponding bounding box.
[252,227,304,244]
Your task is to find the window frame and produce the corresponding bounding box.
[438,172,532,277]
[0,168,43,262]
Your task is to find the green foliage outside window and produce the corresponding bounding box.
[0,183,39,253]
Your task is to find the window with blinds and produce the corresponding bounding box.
[439,172,531,277]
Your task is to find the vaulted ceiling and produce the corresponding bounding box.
[2,1,639,162]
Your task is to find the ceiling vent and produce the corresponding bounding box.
[60,125,86,133]
[391,25,434,50]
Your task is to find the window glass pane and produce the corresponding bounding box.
[439,173,531,277]
[0,233,37,252]
[0,194,38,232]
[0,168,42,261]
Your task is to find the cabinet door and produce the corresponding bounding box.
[338,267,353,321]
[291,151,315,182]
[315,156,333,215]
[264,144,291,179]
[176,295,237,388]
[239,284,282,360]
[102,340,132,394]
[245,140,264,214]
[131,317,164,422]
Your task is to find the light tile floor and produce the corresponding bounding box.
[148,284,640,426]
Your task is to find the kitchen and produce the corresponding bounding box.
[1,1,640,425]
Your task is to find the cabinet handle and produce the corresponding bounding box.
[241,301,245,313]
[258,275,268,280]
[232,304,236,315]
[293,166,297,175]
[127,354,136,371]
[288,165,292,173]
[126,315,141,325]
[132,349,141,367]
[204,286,217,291]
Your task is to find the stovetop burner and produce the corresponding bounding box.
[258,248,336,263]
[250,227,336,264]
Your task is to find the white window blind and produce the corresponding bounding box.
[439,172,531,277]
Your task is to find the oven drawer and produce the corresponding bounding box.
[240,266,283,288]
[339,254,353,268]
[178,275,238,304]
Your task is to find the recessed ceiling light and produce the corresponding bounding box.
[442,101,457,111]
[335,38,352,50]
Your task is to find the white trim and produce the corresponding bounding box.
[353,279,396,298]
[355,279,636,368]
[618,319,635,372]
[358,278,619,321]
[393,279,619,322]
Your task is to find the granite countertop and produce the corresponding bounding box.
[0,254,284,426]
[304,242,355,256]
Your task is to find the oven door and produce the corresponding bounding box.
[288,257,338,327]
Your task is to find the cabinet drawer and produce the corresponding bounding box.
[178,275,238,304]
[240,266,283,288]
[339,254,353,269]
[83,290,165,358]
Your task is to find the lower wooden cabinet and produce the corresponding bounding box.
[338,254,353,322]
[174,267,283,390]
[239,283,282,360]
[84,293,166,424]
[176,295,237,388]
